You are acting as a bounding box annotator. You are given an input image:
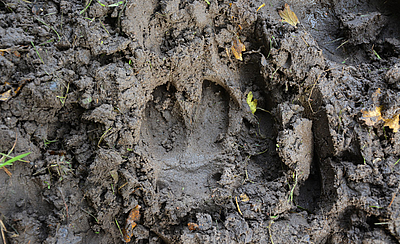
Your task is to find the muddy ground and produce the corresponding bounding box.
[0,0,400,243]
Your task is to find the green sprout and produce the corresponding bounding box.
[44,181,51,189]
[115,219,124,238]
[0,152,31,169]
[80,0,93,14]
[56,82,70,106]
[288,172,298,203]
[97,0,124,7]
[31,41,44,64]
[44,139,58,148]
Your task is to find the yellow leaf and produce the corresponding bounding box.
[240,193,249,202]
[361,106,383,126]
[384,114,399,133]
[231,37,246,61]
[257,3,265,12]
[278,3,299,27]
[246,91,257,114]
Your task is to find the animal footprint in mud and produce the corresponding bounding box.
[139,81,229,200]
[140,80,229,157]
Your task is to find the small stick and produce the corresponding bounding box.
[0,219,7,244]
[59,189,69,220]
[388,193,396,208]
[98,127,112,148]
[118,182,128,191]
[336,40,349,50]
[388,182,400,208]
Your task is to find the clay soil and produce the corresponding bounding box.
[1,0,400,243]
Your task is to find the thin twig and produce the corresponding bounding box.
[59,189,69,220]
[336,40,349,50]
[388,182,400,208]
[0,219,7,244]
[98,127,112,148]
[235,196,243,215]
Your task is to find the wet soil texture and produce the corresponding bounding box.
[1,0,400,243]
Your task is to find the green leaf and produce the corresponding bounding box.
[108,1,124,7]
[0,152,31,168]
[246,91,257,114]
[97,1,106,7]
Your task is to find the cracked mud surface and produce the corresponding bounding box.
[1,0,400,243]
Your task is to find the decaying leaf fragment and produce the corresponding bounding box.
[231,37,246,61]
[122,205,141,243]
[0,90,12,102]
[278,3,299,27]
[240,193,249,202]
[246,91,257,114]
[384,114,399,133]
[361,106,399,133]
[188,222,199,231]
[361,106,383,126]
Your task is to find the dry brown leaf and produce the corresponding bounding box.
[0,90,12,102]
[13,50,21,58]
[361,106,383,126]
[278,3,299,27]
[188,222,199,231]
[231,37,246,61]
[384,114,399,133]
[240,193,249,202]
[122,205,141,242]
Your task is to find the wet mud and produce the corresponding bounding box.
[1,0,400,243]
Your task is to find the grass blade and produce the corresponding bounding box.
[0,152,31,167]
